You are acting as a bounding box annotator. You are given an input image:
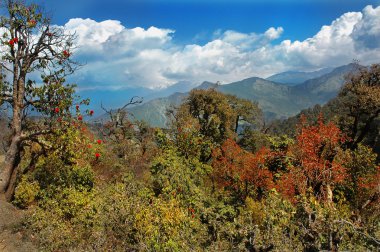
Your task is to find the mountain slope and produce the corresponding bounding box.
[218,77,296,119]
[98,64,357,128]
[290,63,357,107]
[128,92,187,128]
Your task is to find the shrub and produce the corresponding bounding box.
[13,176,40,208]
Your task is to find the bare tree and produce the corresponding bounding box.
[99,96,143,140]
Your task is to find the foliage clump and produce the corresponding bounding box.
[15,87,380,251]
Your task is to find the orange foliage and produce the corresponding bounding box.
[212,139,273,198]
[275,114,348,201]
[297,115,346,185]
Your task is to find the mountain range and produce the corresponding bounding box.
[266,67,334,85]
[96,64,357,128]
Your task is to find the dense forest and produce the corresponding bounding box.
[0,1,379,251]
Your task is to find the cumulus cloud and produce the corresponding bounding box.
[351,5,380,50]
[265,27,284,40]
[66,5,380,90]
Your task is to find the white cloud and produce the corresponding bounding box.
[265,27,284,40]
[219,27,283,50]
[66,5,380,90]
[351,5,380,50]
[65,18,124,50]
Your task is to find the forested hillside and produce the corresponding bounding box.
[0,1,379,251]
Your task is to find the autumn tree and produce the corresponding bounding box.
[212,138,273,200]
[290,115,347,202]
[0,0,79,200]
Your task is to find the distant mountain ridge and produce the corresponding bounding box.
[128,92,187,127]
[97,64,358,127]
[266,67,334,85]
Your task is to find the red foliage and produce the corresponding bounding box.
[298,116,345,182]
[275,172,299,201]
[276,114,348,201]
[212,139,273,198]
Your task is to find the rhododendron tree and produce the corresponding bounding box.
[0,0,79,200]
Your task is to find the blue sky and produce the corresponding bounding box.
[41,0,379,44]
[31,0,380,109]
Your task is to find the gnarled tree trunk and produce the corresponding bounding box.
[0,135,22,202]
[0,136,21,200]
[0,75,24,201]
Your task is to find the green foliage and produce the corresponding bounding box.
[13,176,40,208]
[268,135,294,152]
[24,188,100,251]
[237,191,302,251]
[339,144,380,209]
[133,197,206,251]
[29,75,77,117]
[177,89,262,145]
[13,121,96,208]
[151,147,211,204]
[34,156,94,193]
[24,172,209,251]
[238,129,270,153]
[294,193,375,251]
[16,110,380,252]
[338,64,380,149]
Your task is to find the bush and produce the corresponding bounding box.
[13,176,40,208]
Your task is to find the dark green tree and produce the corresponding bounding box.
[337,63,380,149]
[177,88,262,145]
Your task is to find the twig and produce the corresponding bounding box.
[334,219,380,245]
